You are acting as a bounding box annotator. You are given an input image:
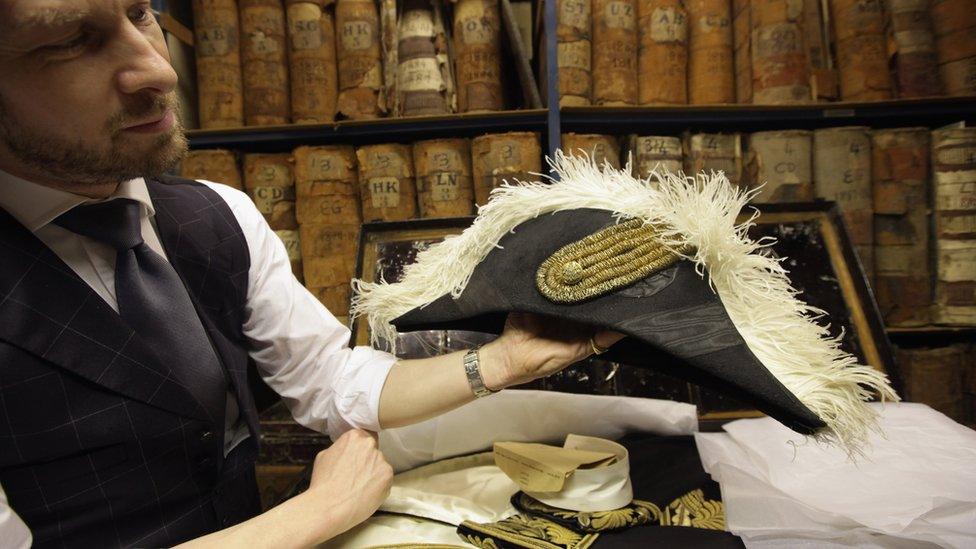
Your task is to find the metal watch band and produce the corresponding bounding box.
[463,347,494,398]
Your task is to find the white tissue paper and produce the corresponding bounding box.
[380,389,699,472]
[695,402,976,548]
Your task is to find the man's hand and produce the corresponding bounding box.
[305,429,393,536]
[480,313,625,390]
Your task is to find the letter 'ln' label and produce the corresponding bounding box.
[429,173,461,201]
[369,177,401,207]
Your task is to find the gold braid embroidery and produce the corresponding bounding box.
[536,219,693,304]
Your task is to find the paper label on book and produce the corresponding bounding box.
[650,7,687,42]
[252,186,295,214]
[636,136,682,157]
[275,230,302,261]
[560,0,590,29]
[197,25,236,56]
[368,177,401,207]
[289,4,324,50]
[249,32,280,55]
[398,57,443,92]
[494,441,617,492]
[603,1,636,29]
[458,14,495,44]
[490,140,523,166]
[427,173,462,201]
[753,23,803,57]
[935,146,976,168]
[341,20,376,50]
[558,41,592,70]
[399,10,435,39]
[937,242,976,282]
[935,177,976,211]
[698,13,731,33]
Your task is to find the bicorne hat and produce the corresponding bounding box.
[352,152,897,453]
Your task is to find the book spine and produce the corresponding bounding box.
[896,344,968,422]
[631,135,684,180]
[336,0,385,119]
[687,0,735,104]
[558,0,594,106]
[562,133,623,169]
[932,127,976,325]
[299,224,361,320]
[889,0,942,98]
[397,0,450,116]
[356,144,419,221]
[471,132,543,206]
[932,0,976,96]
[244,153,299,230]
[454,0,505,112]
[180,149,244,191]
[828,0,893,101]
[413,138,476,217]
[192,0,245,128]
[814,126,875,281]
[685,132,744,187]
[745,130,814,202]
[750,0,811,104]
[733,0,752,102]
[638,0,689,104]
[871,127,931,326]
[593,0,639,105]
[240,0,291,125]
[286,0,339,123]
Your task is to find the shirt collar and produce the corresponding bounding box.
[0,169,155,232]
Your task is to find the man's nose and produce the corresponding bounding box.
[114,23,178,97]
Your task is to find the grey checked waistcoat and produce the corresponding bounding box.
[0,176,264,547]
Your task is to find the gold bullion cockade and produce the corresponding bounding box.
[536,218,692,303]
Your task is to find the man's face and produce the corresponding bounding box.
[0,0,187,187]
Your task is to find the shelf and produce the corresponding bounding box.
[887,326,976,335]
[559,96,976,135]
[187,109,548,152]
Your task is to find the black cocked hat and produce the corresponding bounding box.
[352,153,897,453]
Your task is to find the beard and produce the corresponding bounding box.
[0,92,189,186]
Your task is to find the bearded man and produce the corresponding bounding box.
[0,2,620,547]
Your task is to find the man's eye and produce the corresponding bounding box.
[45,34,89,52]
[129,6,160,25]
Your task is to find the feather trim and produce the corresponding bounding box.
[350,151,898,454]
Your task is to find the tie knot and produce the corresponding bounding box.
[55,199,144,251]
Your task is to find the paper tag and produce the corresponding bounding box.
[197,25,235,56]
[289,4,323,50]
[249,32,279,55]
[558,41,591,70]
[369,177,401,207]
[400,9,435,39]
[251,185,295,214]
[650,7,687,42]
[341,20,375,50]
[560,0,590,29]
[603,1,636,29]
[427,173,462,201]
[458,15,495,44]
[494,441,616,493]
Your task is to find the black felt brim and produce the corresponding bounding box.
[392,209,826,435]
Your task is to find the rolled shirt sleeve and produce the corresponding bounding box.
[202,181,396,440]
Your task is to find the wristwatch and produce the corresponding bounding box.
[463,347,495,398]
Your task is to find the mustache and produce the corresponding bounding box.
[108,93,178,132]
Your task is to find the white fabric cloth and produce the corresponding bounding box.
[0,170,397,546]
[694,402,976,548]
[325,393,701,548]
[379,389,700,472]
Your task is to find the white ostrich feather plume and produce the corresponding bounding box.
[351,151,898,454]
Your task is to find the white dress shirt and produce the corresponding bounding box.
[0,169,397,546]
